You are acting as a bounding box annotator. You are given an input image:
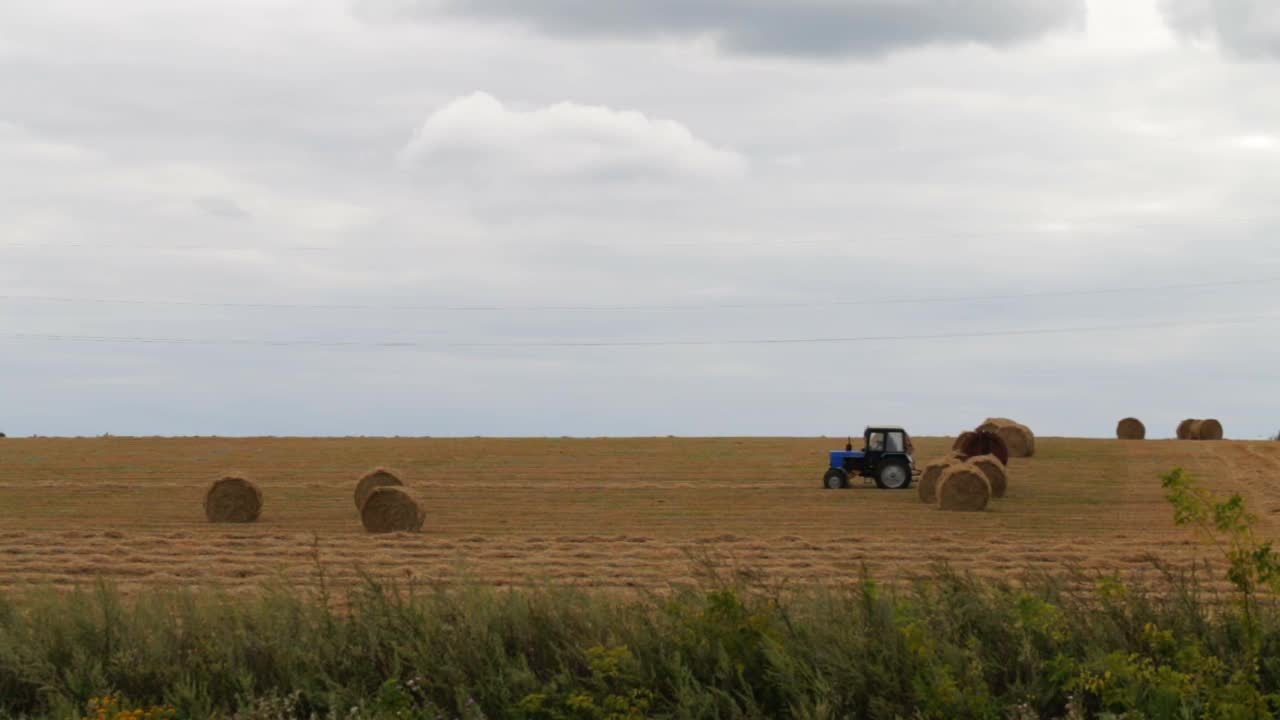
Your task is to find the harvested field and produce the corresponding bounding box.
[0,436,1277,595]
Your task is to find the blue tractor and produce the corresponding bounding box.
[823,426,917,490]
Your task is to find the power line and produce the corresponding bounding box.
[1,276,1276,313]
[3,313,1273,350]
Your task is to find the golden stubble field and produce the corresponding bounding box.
[2,436,1279,595]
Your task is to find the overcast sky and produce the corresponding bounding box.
[1,0,1278,439]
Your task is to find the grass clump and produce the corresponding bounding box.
[1,470,1279,718]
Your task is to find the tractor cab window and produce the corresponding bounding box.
[885,432,905,453]
[867,433,885,451]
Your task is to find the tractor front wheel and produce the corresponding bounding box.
[823,468,849,490]
[875,461,911,490]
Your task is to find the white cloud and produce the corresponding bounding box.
[399,92,747,182]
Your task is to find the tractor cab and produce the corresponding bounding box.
[823,426,916,490]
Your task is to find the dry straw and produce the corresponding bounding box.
[204,475,262,523]
[354,467,403,511]
[968,454,1008,499]
[917,458,955,504]
[937,464,992,512]
[1116,417,1146,440]
[360,486,425,533]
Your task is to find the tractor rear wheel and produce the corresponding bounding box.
[875,461,911,490]
[823,468,849,490]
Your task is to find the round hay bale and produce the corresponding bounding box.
[1187,420,1205,441]
[360,486,425,533]
[1017,423,1036,456]
[1116,417,1146,440]
[976,418,1016,434]
[917,458,955,504]
[958,430,1009,465]
[354,467,403,511]
[1198,418,1224,441]
[977,418,1035,458]
[1176,419,1197,440]
[968,454,1007,499]
[951,431,978,452]
[936,464,992,512]
[204,476,262,523]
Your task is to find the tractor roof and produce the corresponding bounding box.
[865,425,906,432]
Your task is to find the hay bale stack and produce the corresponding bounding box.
[1176,419,1197,440]
[360,487,425,533]
[354,468,404,511]
[978,418,1035,458]
[957,430,1009,465]
[917,458,955,504]
[968,454,1008,499]
[204,476,262,523]
[1116,418,1146,440]
[1198,419,1224,441]
[936,464,992,512]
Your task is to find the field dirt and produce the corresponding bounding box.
[1,436,1277,595]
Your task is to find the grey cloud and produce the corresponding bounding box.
[1160,0,1280,59]
[377,0,1087,58]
